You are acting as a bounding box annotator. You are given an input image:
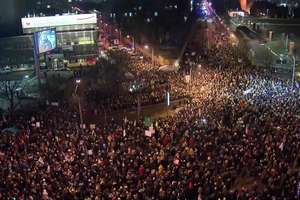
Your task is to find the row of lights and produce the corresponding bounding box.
[101,22,181,67]
[110,11,159,18]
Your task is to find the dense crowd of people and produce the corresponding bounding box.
[85,50,188,114]
[1,18,300,200]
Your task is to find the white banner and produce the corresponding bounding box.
[22,14,97,29]
[90,124,96,130]
[185,75,191,83]
[145,130,152,137]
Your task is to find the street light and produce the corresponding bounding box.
[144,45,154,66]
[129,82,141,118]
[74,79,83,126]
[174,60,180,69]
[127,35,135,50]
[291,55,296,88]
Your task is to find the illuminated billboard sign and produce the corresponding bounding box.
[34,29,57,54]
[22,14,97,29]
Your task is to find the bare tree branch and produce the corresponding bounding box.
[0,81,21,117]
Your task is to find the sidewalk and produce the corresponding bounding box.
[0,67,33,74]
[85,98,188,123]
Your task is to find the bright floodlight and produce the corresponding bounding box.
[76,79,81,84]
[127,35,130,38]
[24,75,29,79]
[174,60,179,67]
[144,45,149,49]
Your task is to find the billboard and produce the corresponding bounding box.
[22,14,97,29]
[34,29,57,54]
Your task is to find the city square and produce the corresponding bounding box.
[0,0,300,199]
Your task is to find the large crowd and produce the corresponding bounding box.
[85,50,188,114]
[1,18,300,200]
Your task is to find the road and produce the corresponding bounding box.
[249,17,300,24]
[98,18,169,66]
[176,0,235,70]
[0,70,34,81]
[228,15,299,79]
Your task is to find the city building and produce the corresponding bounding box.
[0,13,98,70]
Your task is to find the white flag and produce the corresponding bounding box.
[279,142,284,151]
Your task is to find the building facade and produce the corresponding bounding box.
[0,13,98,69]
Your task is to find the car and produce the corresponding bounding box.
[1,66,12,73]
[53,67,72,72]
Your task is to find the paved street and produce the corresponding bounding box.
[0,70,34,81]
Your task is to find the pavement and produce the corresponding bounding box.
[0,70,34,81]
[85,98,187,123]
[229,15,300,80]
[249,17,300,24]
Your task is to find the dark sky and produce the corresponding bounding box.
[0,0,26,37]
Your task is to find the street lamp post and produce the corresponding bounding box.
[151,48,154,66]
[137,92,141,119]
[127,35,135,51]
[144,45,154,66]
[132,37,135,51]
[206,28,210,49]
[129,82,141,119]
[115,28,122,45]
[291,55,296,88]
[285,34,289,52]
[75,79,83,126]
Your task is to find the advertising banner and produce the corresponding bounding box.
[34,29,57,54]
[22,14,97,29]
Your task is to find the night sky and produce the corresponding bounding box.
[0,0,241,37]
[0,0,26,37]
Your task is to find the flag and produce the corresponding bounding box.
[279,142,284,151]
[173,159,180,165]
[145,130,152,137]
[144,117,152,127]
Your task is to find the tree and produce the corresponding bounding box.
[0,81,20,118]
[262,50,274,68]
